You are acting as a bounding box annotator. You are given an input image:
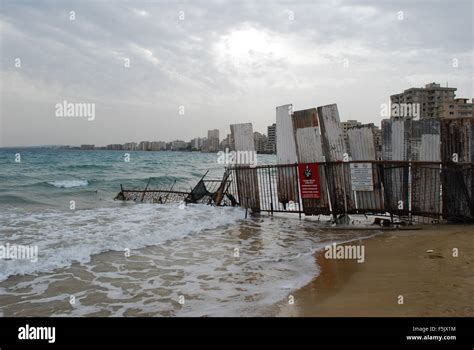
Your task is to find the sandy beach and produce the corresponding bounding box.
[274,224,474,317]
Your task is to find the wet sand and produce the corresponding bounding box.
[274,225,474,316]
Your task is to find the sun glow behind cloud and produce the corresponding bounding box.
[0,1,472,146]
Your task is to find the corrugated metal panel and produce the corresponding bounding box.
[230,123,255,152]
[276,104,298,164]
[295,126,330,214]
[347,126,376,160]
[318,104,355,213]
[292,108,318,130]
[230,123,260,211]
[295,127,324,163]
[317,104,346,161]
[381,119,392,160]
[382,118,409,214]
[276,104,298,204]
[407,119,440,161]
[234,167,260,212]
[441,118,473,162]
[420,134,441,161]
[391,118,407,161]
[347,125,384,211]
[440,118,474,219]
[411,119,441,220]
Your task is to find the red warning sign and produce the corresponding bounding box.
[298,163,321,199]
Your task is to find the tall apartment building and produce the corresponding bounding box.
[190,137,204,150]
[438,98,473,119]
[341,120,361,151]
[80,144,95,150]
[220,134,234,151]
[123,142,138,151]
[150,141,167,151]
[105,144,122,150]
[171,140,188,151]
[138,141,151,151]
[390,82,457,119]
[264,123,276,154]
[253,132,267,153]
[207,129,220,152]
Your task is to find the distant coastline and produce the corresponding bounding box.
[0,146,276,155]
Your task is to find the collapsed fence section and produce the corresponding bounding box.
[227,161,474,223]
[227,164,302,214]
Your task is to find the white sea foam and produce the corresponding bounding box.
[47,180,89,188]
[0,204,383,317]
[0,204,245,282]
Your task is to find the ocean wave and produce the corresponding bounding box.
[60,164,113,170]
[47,180,89,188]
[0,194,42,205]
[0,204,244,282]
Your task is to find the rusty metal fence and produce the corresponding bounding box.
[227,161,474,223]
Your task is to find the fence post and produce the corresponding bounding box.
[268,167,274,215]
[294,163,301,219]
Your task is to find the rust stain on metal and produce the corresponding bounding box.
[318,104,355,214]
[234,166,261,212]
[440,118,474,219]
[292,108,318,130]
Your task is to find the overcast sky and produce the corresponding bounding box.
[1,0,472,147]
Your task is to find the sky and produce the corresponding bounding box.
[0,0,473,147]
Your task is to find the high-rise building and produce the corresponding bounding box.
[80,144,95,150]
[138,141,151,151]
[171,140,188,151]
[190,137,204,150]
[253,132,267,153]
[150,141,166,151]
[391,82,457,119]
[123,142,138,151]
[105,144,122,150]
[438,98,473,119]
[341,120,361,151]
[264,123,276,154]
[220,134,234,151]
[207,129,220,152]
[207,129,219,139]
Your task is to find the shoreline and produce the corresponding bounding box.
[272,224,474,317]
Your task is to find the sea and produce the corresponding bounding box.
[0,148,378,316]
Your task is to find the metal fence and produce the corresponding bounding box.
[227,161,474,223]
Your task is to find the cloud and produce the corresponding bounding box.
[0,0,472,146]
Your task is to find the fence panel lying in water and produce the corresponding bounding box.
[227,161,474,222]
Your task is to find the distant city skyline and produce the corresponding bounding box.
[1,1,472,147]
